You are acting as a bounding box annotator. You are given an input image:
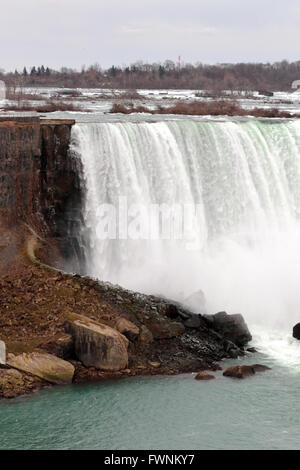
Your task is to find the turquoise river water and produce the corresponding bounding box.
[1,339,299,450]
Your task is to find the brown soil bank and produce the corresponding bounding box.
[0,116,253,399]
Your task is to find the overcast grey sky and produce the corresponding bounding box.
[1,0,300,71]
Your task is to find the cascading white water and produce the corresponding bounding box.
[70,118,300,356]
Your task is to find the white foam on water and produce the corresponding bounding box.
[250,325,300,369]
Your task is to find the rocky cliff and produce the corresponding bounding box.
[0,116,82,268]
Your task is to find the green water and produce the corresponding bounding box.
[1,353,299,450]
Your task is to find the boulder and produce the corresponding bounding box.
[184,314,202,329]
[247,347,258,353]
[115,317,139,342]
[204,311,252,347]
[66,312,129,371]
[7,352,74,385]
[293,323,300,340]
[195,371,215,380]
[251,364,271,372]
[146,318,185,340]
[223,363,270,379]
[0,340,6,365]
[42,334,74,359]
[223,365,255,379]
[164,303,180,319]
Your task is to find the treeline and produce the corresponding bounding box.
[21,65,51,76]
[1,60,300,91]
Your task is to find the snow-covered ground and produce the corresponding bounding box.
[1,86,300,116]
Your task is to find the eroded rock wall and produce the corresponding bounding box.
[39,120,84,270]
[0,117,82,267]
[0,118,41,225]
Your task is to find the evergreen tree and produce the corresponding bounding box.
[109,66,117,77]
[159,65,165,78]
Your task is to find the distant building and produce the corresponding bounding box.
[0,80,6,100]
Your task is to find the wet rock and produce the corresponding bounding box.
[293,323,300,340]
[251,364,271,372]
[115,317,139,342]
[139,325,154,344]
[0,341,6,365]
[223,364,270,379]
[223,339,241,358]
[146,318,185,340]
[195,371,215,380]
[204,311,252,347]
[184,314,201,329]
[156,299,190,320]
[177,310,190,321]
[180,331,224,361]
[7,352,75,385]
[247,347,258,353]
[164,303,180,319]
[66,312,129,371]
[223,365,255,379]
[209,329,223,341]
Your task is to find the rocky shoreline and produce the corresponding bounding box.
[0,227,258,399]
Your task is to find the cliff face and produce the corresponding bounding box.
[0,116,82,268]
[39,120,84,270]
[0,117,40,225]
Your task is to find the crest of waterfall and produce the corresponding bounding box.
[70,119,300,328]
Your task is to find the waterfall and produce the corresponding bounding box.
[70,119,300,330]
